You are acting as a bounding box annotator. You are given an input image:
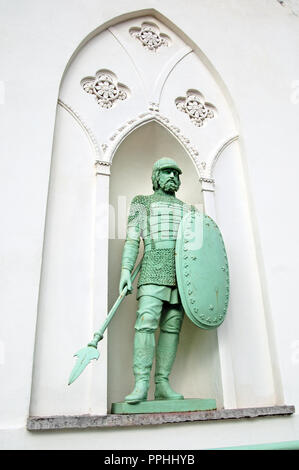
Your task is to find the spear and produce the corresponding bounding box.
[68,261,142,385]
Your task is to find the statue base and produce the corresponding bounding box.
[111,398,216,414]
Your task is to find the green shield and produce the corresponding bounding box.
[175,211,229,329]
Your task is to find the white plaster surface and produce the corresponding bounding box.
[1,0,299,449]
[29,106,95,417]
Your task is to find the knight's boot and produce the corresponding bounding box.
[155,331,184,400]
[125,331,155,404]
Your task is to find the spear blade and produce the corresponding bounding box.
[68,346,100,385]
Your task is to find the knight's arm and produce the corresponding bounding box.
[119,196,145,293]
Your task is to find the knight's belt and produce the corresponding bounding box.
[144,239,176,253]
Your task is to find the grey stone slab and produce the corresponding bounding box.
[27,405,295,431]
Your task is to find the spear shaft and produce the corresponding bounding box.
[88,261,142,348]
[68,260,142,385]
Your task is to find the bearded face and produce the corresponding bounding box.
[157,168,181,194]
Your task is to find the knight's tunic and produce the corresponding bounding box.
[121,192,191,288]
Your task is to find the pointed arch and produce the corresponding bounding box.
[29,9,283,420]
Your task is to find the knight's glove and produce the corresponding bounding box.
[119,268,133,295]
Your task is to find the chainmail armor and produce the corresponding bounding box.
[122,192,193,287]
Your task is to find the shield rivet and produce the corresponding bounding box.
[209,305,214,310]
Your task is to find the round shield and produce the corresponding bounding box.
[175,210,229,329]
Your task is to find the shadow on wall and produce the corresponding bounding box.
[107,121,222,409]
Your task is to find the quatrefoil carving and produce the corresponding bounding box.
[81,69,130,109]
[175,90,217,127]
[129,22,171,51]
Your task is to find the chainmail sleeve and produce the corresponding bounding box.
[121,196,146,272]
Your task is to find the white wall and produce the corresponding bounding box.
[214,141,279,407]
[1,0,299,449]
[29,105,96,416]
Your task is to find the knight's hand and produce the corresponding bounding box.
[119,268,133,295]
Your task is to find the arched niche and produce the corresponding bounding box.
[107,120,222,409]
[29,11,283,418]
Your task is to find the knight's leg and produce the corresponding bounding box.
[155,304,184,400]
[125,295,163,404]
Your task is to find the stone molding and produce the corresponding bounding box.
[95,160,111,176]
[105,111,203,176]
[57,99,101,158]
[58,100,239,185]
[27,405,295,430]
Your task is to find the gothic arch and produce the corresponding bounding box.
[30,10,282,418]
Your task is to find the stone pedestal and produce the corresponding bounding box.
[111,398,217,414]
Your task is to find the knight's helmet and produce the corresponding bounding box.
[152,157,182,174]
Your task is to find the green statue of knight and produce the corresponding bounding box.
[119,157,189,404]
[69,157,229,401]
